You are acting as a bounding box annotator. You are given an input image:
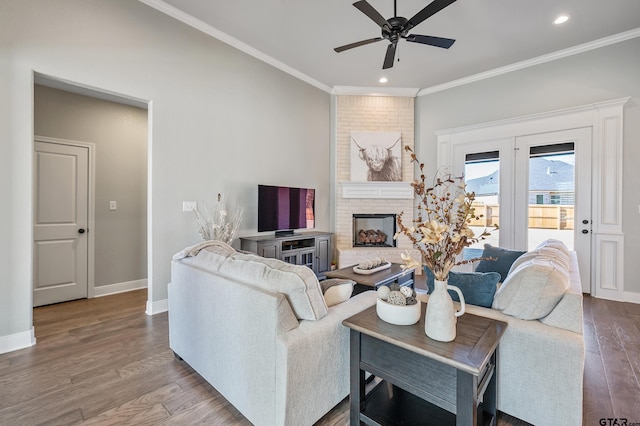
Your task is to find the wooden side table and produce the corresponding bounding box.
[343,305,507,426]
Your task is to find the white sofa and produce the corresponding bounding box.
[169,240,584,426]
[168,241,377,426]
[426,243,585,426]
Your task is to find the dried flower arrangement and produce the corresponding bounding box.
[395,146,497,281]
[194,193,243,245]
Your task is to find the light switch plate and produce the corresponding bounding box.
[109,201,117,211]
[183,201,197,212]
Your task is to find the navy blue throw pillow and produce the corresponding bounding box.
[475,244,526,283]
[424,267,500,308]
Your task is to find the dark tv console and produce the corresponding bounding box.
[239,231,333,278]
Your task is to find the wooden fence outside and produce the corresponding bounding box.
[470,204,574,230]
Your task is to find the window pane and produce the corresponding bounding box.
[464,155,500,258]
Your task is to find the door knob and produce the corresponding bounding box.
[582,229,589,234]
[78,228,85,234]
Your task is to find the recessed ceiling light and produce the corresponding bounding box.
[554,15,570,25]
[379,77,388,83]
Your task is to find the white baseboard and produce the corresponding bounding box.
[146,298,168,315]
[94,279,147,297]
[0,327,36,355]
[591,291,640,305]
[624,291,640,304]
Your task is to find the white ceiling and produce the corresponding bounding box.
[144,0,640,93]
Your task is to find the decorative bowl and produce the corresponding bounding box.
[353,261,391,275]
[376,298,421,325]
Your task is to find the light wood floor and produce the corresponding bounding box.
[0,290,638,425]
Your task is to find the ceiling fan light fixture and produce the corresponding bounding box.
[334,0,458,69]
[554,15,570,25]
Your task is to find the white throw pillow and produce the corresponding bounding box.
[508,247,570,275]
[492,257,570,320]
[320,279,355,307]
[535,239,570,256]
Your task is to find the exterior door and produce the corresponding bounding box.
[514,128,592,293]
[454,137,515,250]
[33,141,89,306]
[457,128,592,293]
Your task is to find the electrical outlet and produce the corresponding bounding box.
[109,201,117,211]
[183,201,197,212]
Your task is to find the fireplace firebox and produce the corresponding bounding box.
[353,214,397,247]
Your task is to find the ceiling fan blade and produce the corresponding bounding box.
[407,0,457,29]
[405,34,456,49]
[334,37,384,53]
[383,43,397,69]
[353,0,389,29]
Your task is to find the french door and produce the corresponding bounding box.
[515,128,592,292]
[454,127,592,293]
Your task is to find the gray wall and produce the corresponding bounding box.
[0,0,331,340]
[416,37,640,295]
[34,85,148,288]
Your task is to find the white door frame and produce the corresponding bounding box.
[436,98,629,300]
[34,135,96,299]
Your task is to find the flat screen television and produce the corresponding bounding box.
[258,185,315,236]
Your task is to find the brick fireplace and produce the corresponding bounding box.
[334,94,421,269]
[334,181,420,268]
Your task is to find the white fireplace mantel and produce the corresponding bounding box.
[340,181,414,199]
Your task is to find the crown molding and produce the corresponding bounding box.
[332,86,420,97]
[138,1,640,98]
[138,0,332,94]
[419,27,640,96]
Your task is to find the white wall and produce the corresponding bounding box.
[416,37,640,296]
[0,0,331,345]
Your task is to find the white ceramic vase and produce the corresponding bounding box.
[425,278,466,342]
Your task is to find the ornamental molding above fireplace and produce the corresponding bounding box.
[340,181,414,199]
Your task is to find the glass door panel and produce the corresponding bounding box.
[527,144,575,251]
[464,152,500,259]
[515,128,591,292]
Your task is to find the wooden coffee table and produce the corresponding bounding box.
[325,263,415,294]
[343,305,507,425]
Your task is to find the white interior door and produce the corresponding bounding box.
[34,141,89,306]
[514,128,592,293]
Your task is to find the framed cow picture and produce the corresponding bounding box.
[350,131,402,181]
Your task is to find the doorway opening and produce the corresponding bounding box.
[33,73,150,307]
